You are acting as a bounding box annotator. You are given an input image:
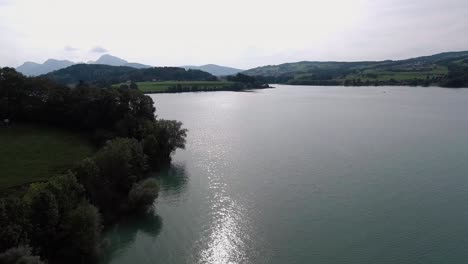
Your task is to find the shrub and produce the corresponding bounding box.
[21,173,103,263]
[94,138,148,194]
[0,246,44,264]
[46,173,85,217]
[23,184,60,257]
[73,158,101,203]
[60,203,102,262]
[141,120,187,168]
[128,178,160,212]
[0,198,29,252]
[82,138,149,221]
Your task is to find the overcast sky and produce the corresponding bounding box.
[1,0,467,69]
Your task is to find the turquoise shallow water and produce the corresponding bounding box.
[105,85,468,264]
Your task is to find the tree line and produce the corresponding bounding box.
[0,67,187,263]
[441,64,468,88]
[158,74,270,93]
[44,64,217,87]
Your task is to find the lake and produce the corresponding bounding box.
[105,85,468,264]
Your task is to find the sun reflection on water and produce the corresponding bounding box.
[195,143,252,264]
[200,197,250,264]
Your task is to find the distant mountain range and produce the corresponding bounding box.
[243,51,468,87]
[16,59,75,76]
[16,55,153,76]
[183,64,243,76]
[18,51,468,87]
[87,54,152,69]
[16,54,242,77]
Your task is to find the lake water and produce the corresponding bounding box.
[105,85,468,264]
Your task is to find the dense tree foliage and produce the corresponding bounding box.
[61,202,101,261]
[128,178,160,212]
[0,246,44,264]
[226,73,270,89]
[77,138,148,221]
[43,64,217,87]
[0,198,29,252]
[74,128,186,221]
[1,173,101,263]
[440,64,468,88]
[0,68,187,263]
[0,67,189,146]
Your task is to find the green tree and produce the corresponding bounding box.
[128,178,160,212]
[24,183,60,257]
[91,138,148,220]
[46,173,85,217]
[142,134,161,168]
[141,119,187,167]
[0,198,29,252]
[73,158,101,203]
[94,138,148,192]
[0,246,44,264]
[129,81,138,90]
[60,203,101,262]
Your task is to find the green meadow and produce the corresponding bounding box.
[345,66,449,81]
[113,81,235,93]
[0,124,94,190]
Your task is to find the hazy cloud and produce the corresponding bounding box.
[0,0,11,6]
[2,0,468,68]
[90,46,108,53]
[64,45,78,52]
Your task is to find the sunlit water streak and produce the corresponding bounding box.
[192,137,252,264]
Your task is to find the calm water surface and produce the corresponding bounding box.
[105,85,468,264]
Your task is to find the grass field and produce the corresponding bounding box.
[0,124,94,190]
[345,66,449,81]
[113,81,235,93]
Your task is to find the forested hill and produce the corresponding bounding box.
[183,64,243,76]
[243,51,468,88]
[43,64,217,87]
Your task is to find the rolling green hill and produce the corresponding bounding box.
[183,64,243,76]
[244,51,468,87]
[43,64,217,87]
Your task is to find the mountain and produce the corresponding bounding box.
[243,51,468,87]
[16,55,239,77]
[91,54,153,68]
[123,62,152,69]
[43,64,217,86]
[92,54,128,66]
[17,54,152,76]
[16,59,75,76]
[183,64,243,76]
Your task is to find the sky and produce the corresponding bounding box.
[1,0,467,69]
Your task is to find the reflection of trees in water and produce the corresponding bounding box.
[103,211,162,262]
[103,162,189,262]
[157,162,189,198]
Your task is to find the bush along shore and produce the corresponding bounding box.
[0,67,187,264]
[113,74,272,94]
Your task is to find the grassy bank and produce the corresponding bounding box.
[113,81,235,93]
[0,124,94,190]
